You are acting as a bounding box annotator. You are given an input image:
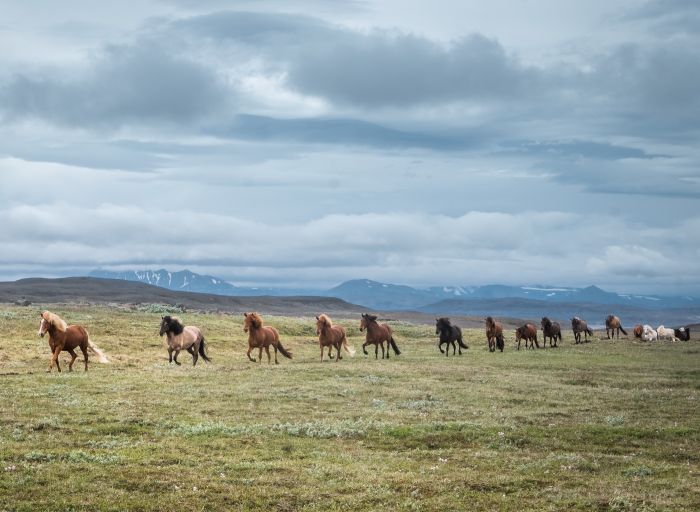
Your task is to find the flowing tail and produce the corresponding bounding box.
[496,334,504,352]
[199,336,211,362]
[389,337,401,356]
[87,338,110,363]
[342,338,356,357]
[277,342,293,359]
[458,338,469,349]
[586,328,593,336]
[619,326,628,336]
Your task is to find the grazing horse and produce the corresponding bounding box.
[633,325,644,339]
[642,325,657,342]
[359,314,401,359]
[656,325,678,342]
[485,316,504,352]
[605,315,628,339]
[159,316,211,366]
[316,314,355,362]
[435,317,469,356]
[571,317,593,344]
[516,323,539,350]
[674,326,691,341]
[541,317,562,347]
[38,311,109,372]
[243,312,292,364]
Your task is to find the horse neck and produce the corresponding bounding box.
[366,321,384,336]
[48,325,66,342]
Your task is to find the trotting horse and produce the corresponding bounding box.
[541,317,562,348]
[316,314,355,362]
[435,317,468,356]
[159,316,211,366]
[359,314,401,359]
[243,312,292,364]
[633,324,644,339]
[485,316,504,352]
[605,315,628,339]
[571,317,593,344]
[516,323,539,350]
[38,311,109,372]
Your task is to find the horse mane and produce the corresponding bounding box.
[362,313,377,322]
[437,317,450,326]
[317,314,332,328]
[485,316,495,327]
[163,315,184,335]
[42,311,67,332]
[542,317,552,328]
[245,312,263,329]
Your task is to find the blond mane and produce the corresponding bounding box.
[316,314,332,328]
[244,312,263,329]
[42,311,67,332]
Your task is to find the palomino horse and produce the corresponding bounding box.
[316,314,355,362]
[484,316,504,352]
[571,317,593,344]
[633,325,644,339]
[359,314,401,359]
[656,325,678,341]
[435,317,468,356]
[516,323,539,350]
[541,317,562,347]
[159,316,211,366]
[605,315,628,339]
[243,312,292,364]
[38,311,109,372]
[674,326,691,341]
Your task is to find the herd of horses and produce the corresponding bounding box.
[36,310,692,371]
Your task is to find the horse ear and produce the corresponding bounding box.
[315,316,319,320]
[244,312,248,317]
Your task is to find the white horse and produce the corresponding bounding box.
[657,325,678,341]
[641,325,657,342]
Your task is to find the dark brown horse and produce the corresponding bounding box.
[540,317,562,347]
[485,316,504,352]
[435,317,469,356]
[674,326,691,341]
[605,315,628,339]
[359,314,401,359]
[244,312,292,364]
[159,315,211,366]
[633,324,644,339]
[316,314,355,362]
[571,317,593,344]
[516,323,539,350]
[38,311,109,372]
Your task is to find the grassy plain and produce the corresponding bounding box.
[0,305,698,511]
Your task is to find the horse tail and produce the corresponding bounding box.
[496,334,504,352]
[619,326,628,336]
[276,341,293,359]
[586,327,593,336]
[456,327,468,349]
[389,336,401,356]
[342,337,356,357]
[87,335,110,363]
[198,335,211,362]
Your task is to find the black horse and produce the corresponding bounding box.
[674,326,691,341]
[435,318,469,356]
[541,317,562,347]
[571,317,593,344]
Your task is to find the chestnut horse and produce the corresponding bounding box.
[485,316,504,352]
[359,314,401,359]
[633,324,644,339]
[435,317,468,356]
[540,317,562,348]
[244,312,292,364]
[38,311,109,372]
[159,315,211,366]
[571,317,593,344]
[316,314,355,362]
[605,315,628,339]
[516,323,539,350]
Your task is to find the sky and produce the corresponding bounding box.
[1,0,699,294]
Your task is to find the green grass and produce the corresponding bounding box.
[0,305,698,511]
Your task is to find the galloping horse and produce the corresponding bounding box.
[571,317,593,344]
[435,317,469,356]
[243,312,292,364]
[516,323,539,350]
[38,311,109,372]
[541,317,562,347]
[485,316,504,352]
[633,325,644,339]
[159,316,211,366]
[674,326,691,341]
[656,325,678,342]
[605,315,628,339]
[359,314,401,359]
[316,314,355,362]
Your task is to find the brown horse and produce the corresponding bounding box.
[540,317,562,348]
[516,323,539,350]
[159,316,211,366]
[571,317,593,344]
[38,311,109,372]
[316,314,355,362]
[633,324,644,339]
[359,314,401,359]
[485,316,504,352]
[605,315,628,339]
[244,312,292,364]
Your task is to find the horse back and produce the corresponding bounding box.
[64,325,89,349]
[265,325,280,343]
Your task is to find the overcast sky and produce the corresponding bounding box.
[1,0,699,294]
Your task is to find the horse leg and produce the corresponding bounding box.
[375,343,378,359]
[452,340,457,355]
[173,350,181,365]
[265,346,271,364]
[258,346,263,363]
[67,349,78,372]
[80,345,89,371]
[247,346,256,362]
[439,340,445,354]
[191,345,199,366]
[381,342,386,359]
[168,347,173,364]
[320,344,324,362]
[363,342,368,355]
[273,345,279,364]
[335,342,341,362]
